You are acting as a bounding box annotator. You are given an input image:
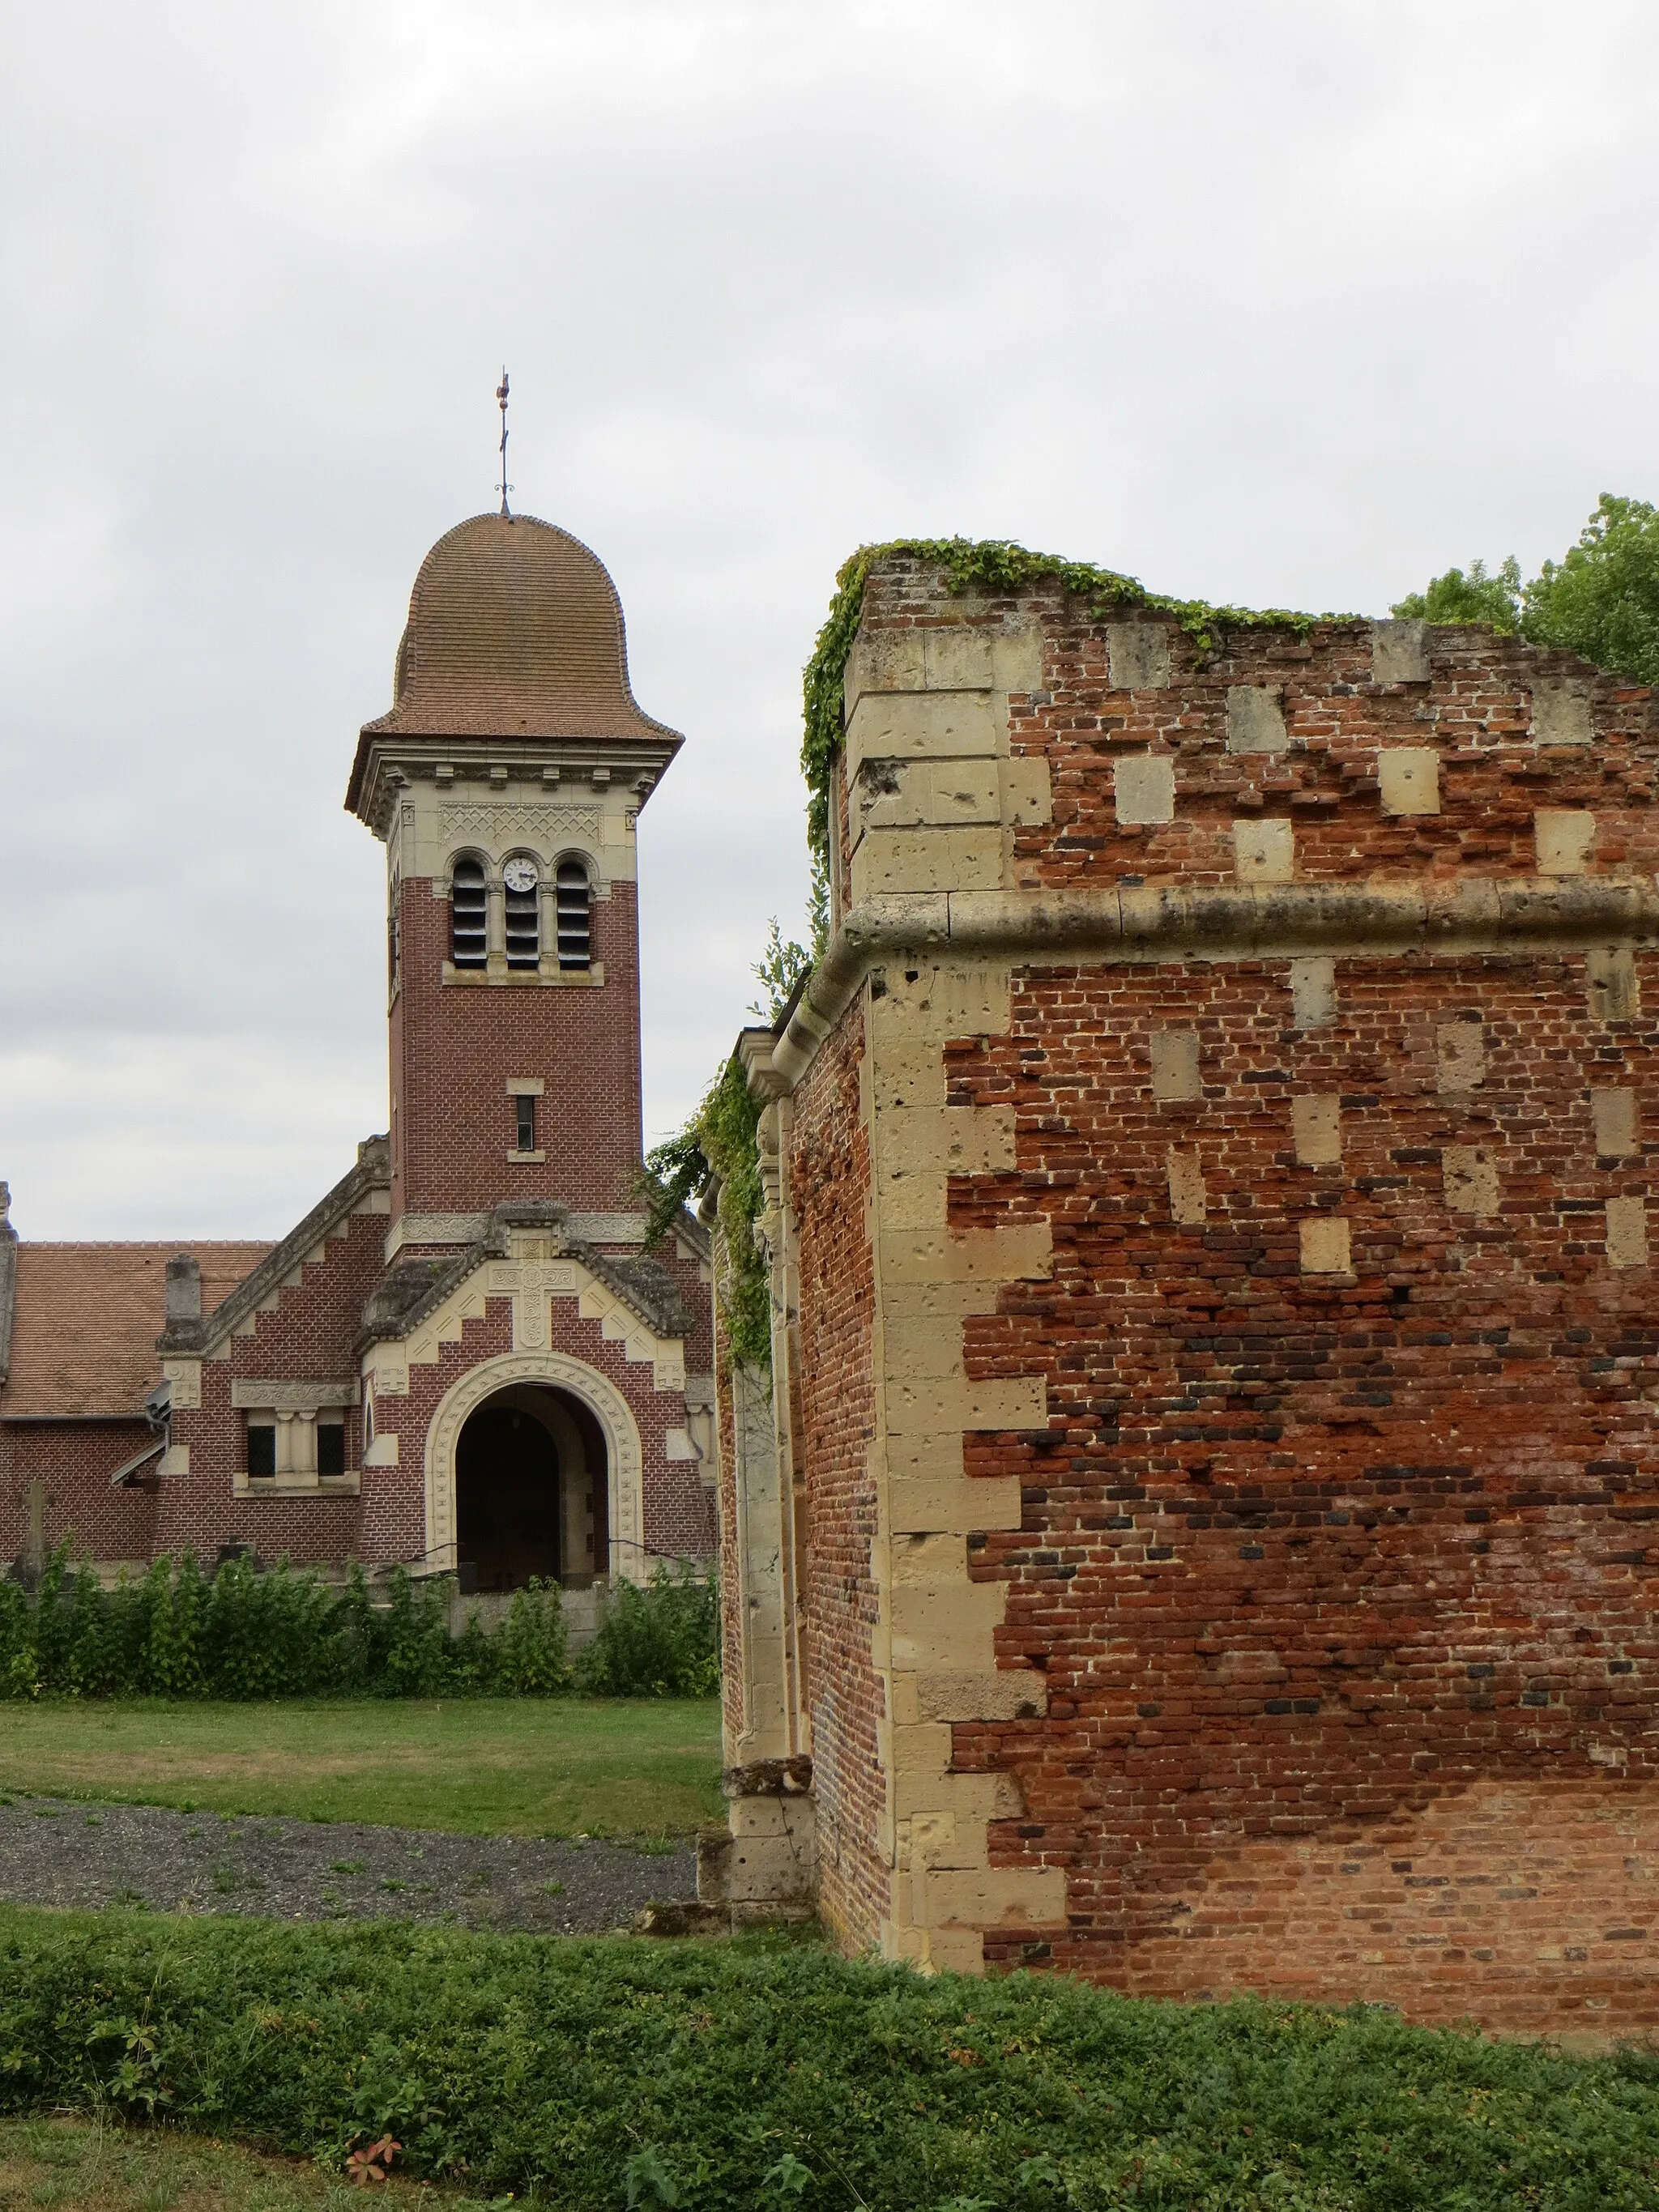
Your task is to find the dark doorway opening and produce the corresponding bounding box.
[456,1400,561,1592]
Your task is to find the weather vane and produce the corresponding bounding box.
[496,368,513,516]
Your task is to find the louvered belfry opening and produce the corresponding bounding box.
[556,860,591,970]
[450,858,487,967]
[505,867,540,970]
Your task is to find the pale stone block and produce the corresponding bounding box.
[845,688,1002,774]
[854,758,1001,839]
[899,1809,987,1871]
[1001,755,1053,827]
[1300,1217,1352,1275]
[888,1583,1007,1670]
[881,1315,969,1383]
[1436,1021,1486,1093]
[363,1434,400,1467]
[923,628,995,691]
[1607,1195,1649,1269]
[1233,818,1295,883]
[1378,748,1440,816]
[843,631,926,711]
[921,1926,987,1973]
[160,1445,191,1476]
[870,1103,1017,1177]
[889,1719,954,1774]
[991,627,1043,693]
[869,1163,948,1231]
[890,1769,1021,1823]
[888,1531,970,1583]
[915,1670,1049,1722]
[1592,1089,1640,1157]
[1292,1094,1342,1166]
[1107,622,1171,690]
[876,1223,1054,1287]
[886,1374,1048,1434]
[1290,955,1338,1029]
[1587,947,1640,1022]
[1443,1144,1500,1218]
[851,825,1004,903]
[1150,1029,1202,1102]
[1532,680,1593,746]
[1114,753,1176,825]
[1372,619,1430,684]
[886,1474,1024,1536]
[916,1865,1068,1927]
[1535,809,1596,876]
[1166,1148,1207,1225]
[1226,685,1289,753]
[884,1434,966,1488]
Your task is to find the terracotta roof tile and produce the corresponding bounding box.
[0,1242,271,1420]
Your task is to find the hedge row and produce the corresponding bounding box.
[0,1907,1654,2209]
[2,1551,719,1700]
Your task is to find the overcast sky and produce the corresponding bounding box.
[2,1,1656,1239]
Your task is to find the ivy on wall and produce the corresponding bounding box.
[643,1054,770,1370]
[801,535,1337,864]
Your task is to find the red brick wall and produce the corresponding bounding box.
[0,1421,159,1561]
[789,999,889,1947]
[392,876,644,1221]
[822,561,1659,2029]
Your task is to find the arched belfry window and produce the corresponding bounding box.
[450,858,487,969]
[556,859,592,971]
[503,856,540,969]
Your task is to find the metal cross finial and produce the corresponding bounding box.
[496,367,513,516]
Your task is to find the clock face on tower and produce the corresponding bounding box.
[503,858,539,894]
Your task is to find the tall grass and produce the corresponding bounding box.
[0,1550,717,1700]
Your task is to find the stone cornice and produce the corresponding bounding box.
[347,735,681,839]
[774,877,1659,1090]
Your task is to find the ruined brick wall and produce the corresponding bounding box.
[768,553,1659,2031]
[789,999,889,1946]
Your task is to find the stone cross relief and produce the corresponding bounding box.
[488,1261,580,1352]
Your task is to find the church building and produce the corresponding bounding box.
[0,511,719,1605]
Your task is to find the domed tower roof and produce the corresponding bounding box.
[362,512,680,744]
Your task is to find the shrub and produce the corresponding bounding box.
[0,1907,1655,2208]
[576,1562,720,1698]
[0,1548,627,1702]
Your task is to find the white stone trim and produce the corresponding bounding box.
[422,1349,646,1583]
[230,1379,359,1410]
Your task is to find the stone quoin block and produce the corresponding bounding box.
[1378,748,1440,816]
[1106,623,1171,690]
[1591,1088,1640,1157]
[1606,1194,1649,1268]
[1289,956,1338,1029]
[1226,684,1289,754]
[1232,818,1294,883]
[1532,680,1594,746]
[1166,1148,1208,1225]
[1371,618,1431,684]
[1149,1030,1202,1102]
[1299,1217,1352,1274]
[1587,947,1640,1022]
[1534,809,1597,876]
[1436,1021,1486,1093]
[1443,1144,1501,1218]
[1113,753,1176,826]
[1291,1094,1341,1166]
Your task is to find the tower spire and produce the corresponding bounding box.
[496,368,512,517]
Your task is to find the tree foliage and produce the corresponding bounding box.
[1393,494,1659,685]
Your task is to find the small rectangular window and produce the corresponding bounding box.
[515,1094,537,1153]
[246,1421,276,1477]
[317,1421,347,1477]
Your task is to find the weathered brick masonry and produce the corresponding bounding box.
[725,551,1659,2036]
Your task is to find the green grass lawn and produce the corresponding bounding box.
[0,2113,480,2211]
[0,1697,723,1839]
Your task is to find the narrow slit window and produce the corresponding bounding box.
[317,1421,347,1477]
[515,1094,537,1153]
[246,1420,276,1478]
[450,859,487,968]
[556,860,591,970]
[503,857,539,967]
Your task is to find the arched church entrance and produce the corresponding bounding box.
[454,1383,608,1593]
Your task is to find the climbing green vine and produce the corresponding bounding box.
[802,535,1341,862]
[643,1054,770,1370]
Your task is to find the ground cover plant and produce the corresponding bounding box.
[0,1552,717,1702]
[0,1695,722,1837]
[2,1907,1656,2210]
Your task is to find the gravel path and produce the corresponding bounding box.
[0,1796,697,1934]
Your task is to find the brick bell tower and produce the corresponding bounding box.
[345,512,683,1242]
